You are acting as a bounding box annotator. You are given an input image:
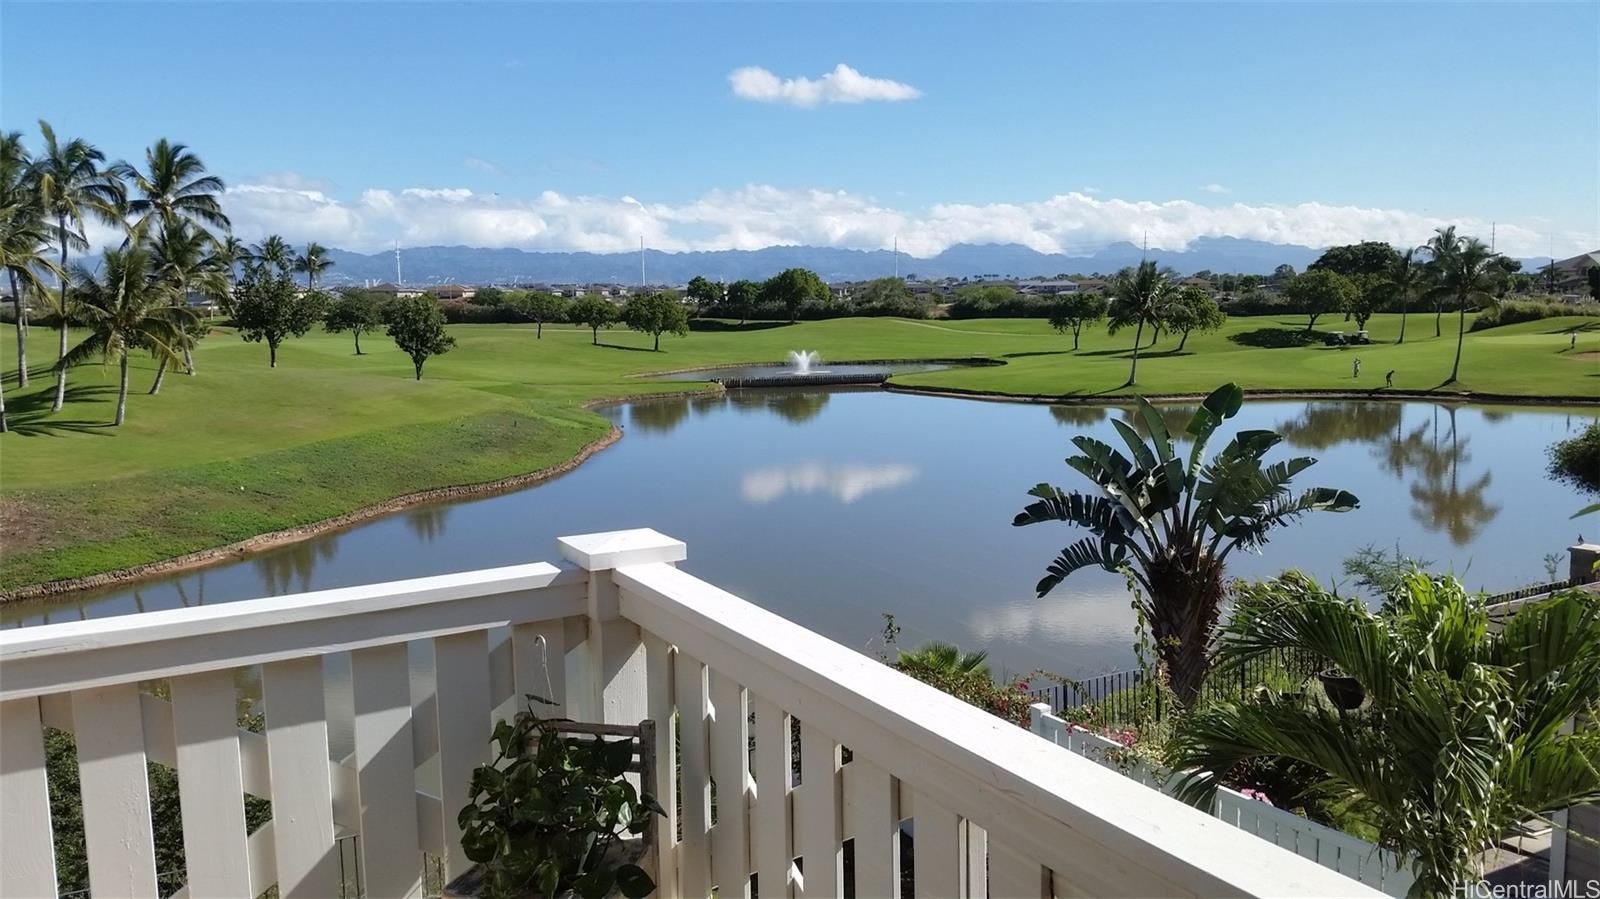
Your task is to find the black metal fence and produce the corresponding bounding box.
[1026,648,1321,727]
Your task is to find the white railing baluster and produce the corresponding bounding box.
[986,839,1047,899]
[907,789,960,899]
[262,656,340,898]
[644,632,680,899]
[676,650,713,899]
[0,697,58,897]
[170,669,253,898]
[750,693,794,899]
[962,821,988,899]
[796,721,841,899]
[73,682,159,898]
[434,629,492,879]
[842,757,898,899]
[352,642,424,898]
[709,670,751,898]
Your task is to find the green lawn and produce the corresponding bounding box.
[2,312,1595,592]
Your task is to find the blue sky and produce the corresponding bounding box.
[4,2,1595,258]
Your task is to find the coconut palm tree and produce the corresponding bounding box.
[31,121,124,412]
[59,246,196,426]
[248,234,293,276]
[113,138,229,237]
[1106,260,1176,386]
[147,218,228,385]
[1,130,63,391]
[1012,384,1359,705]
[210,234,244,313]
[292,241,333,290]
[1169,573,1600,898]
[1424,229,1501,384]
[1383,247,1425,345]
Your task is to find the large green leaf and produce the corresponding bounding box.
[1033,536,1129,597]
[1110,417,1159,472]
[1136,396,1178,464]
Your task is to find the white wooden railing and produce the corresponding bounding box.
[0,530,1383,899]
[1029,705,1418,897]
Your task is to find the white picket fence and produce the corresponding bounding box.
[1028,704,1417,898]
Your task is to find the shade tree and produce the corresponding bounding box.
[233,268,327,367]
[1047,292,1108,350]
[1162,287,1226,351]
[324,289,386,354]
[622,291,689,351]
[385,294,455,380]
[569,294,618,345]
[1282,269,1355,333]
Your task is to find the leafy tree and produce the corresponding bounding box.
[1343,274,1385,332]
[1106,261,1176,385]
[513,290,567,338]
[760,267,829,322]
[1424,229,1501,384]
[1307,241,1400,279]
[569,294,618,345]
[0,130,63,392]
[59,246,196,426]
[1382,247,1425,345]
[1162,287,1225,351]
[386,294,455,379]
[1269,264,1297,286]
[113,138,228,237]
[233,268,326,367]
[1282,269,1355,333]
[685,275,723,317]
[1170,574,1600,898]
[291,241,333,291]
[725,279,760,324]
[472,285,506,307]
[247,234,293,276]
[324,289,386,354]
[1012,384,1359,704]
[622,291,689,351]
[855,276,929,317]
[1048,292,1108,350]
[32,120,124,413]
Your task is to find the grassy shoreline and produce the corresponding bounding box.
[2,313,1595,596]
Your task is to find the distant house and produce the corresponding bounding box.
[1180,276,1214,289]
[1548,251,1600,294]
[368,283,426,300]
[829,282,853,302]
[431,284,476,302]
[1016,279,1079,296]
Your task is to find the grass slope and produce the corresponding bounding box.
[2,313,1595,591]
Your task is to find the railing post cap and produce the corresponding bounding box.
[558,529,687,571]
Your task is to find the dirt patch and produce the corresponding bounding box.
[1568,351,1600,361]
[0,496,47,558]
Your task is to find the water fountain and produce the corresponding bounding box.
[787,350,823,374]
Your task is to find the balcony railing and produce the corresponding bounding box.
[0,529,1381,898]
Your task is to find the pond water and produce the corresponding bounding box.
[7,391,1593,683]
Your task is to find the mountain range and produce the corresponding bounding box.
[323,238,1332,286]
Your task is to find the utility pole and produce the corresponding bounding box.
[394,241,402,285]
[894,236,899,279]
[640,236,645,292]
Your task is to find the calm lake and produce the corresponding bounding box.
[7,391,1593,680]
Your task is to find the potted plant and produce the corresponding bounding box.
[1316,666,1364,710]
[452,699,665,899]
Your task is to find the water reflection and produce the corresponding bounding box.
[404,506,450,543]
[1049,405,1108,427]
[741,462,918,504]
[767,391,830,424]
[629,398,692,433]
[254,540,338,595]
[1400,407,1499,545]
[1114,404,1197,437]
[1278,402,1402,450]
[631,390,832,432]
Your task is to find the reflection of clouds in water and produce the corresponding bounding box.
[741,462,918,504]
[966,588,1138,662]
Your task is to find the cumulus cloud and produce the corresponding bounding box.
[741,463,919,504]
[729,64,922,107]
[212,178,1592,259]
[1200,183,1231,195]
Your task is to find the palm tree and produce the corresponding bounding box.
[211,234,244,313]
[147,218,228,385]
[59,246,196,426]
[113,138,229,237]
[1424,229,1500,384]
[1383,247,1425,345]
[1,130,63,390]
[31,121,124,412]
[1106,261,1175,386]
[248,234,293,276]
[1169,574,1600,898]
[1423,226,1457,338]
[1012,384,1359,705]
[897,641,991,682]
[292,241,333,290]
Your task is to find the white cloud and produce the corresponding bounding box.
[729,64,922,107]
[1200,183,1231,195]
[464,156,506,177]
[741,463,919,504]
[212,179,1595,259]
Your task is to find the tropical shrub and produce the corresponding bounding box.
[1469,299,1599,331]
[458,704,663,899]
[1168,573,1600,898]
[1548,420,1600,494]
